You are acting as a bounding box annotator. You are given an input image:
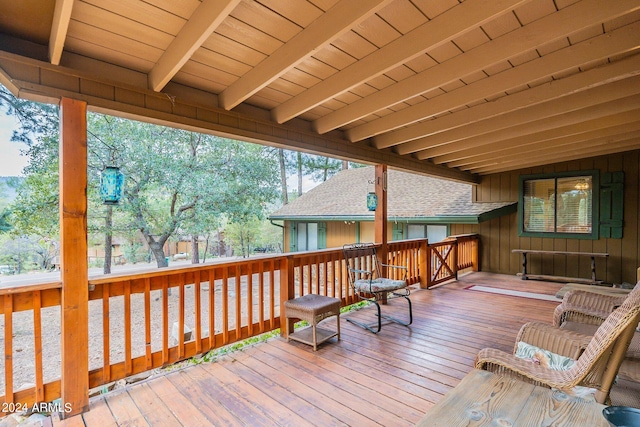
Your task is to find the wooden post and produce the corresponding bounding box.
[419,239,429,289]
[374,164,387,263]
[471,237,479,272]
[452,238,459,280]
[374,165,388,303]
[280,255,295,337]
[59,97,89,416]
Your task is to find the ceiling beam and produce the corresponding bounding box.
[415,98,640,161]
[471,138,640,174]
[219,0,391,111]
[271,0,528,124]
[450,125,640,169]
[148,0,240,92]
[416,76,640,162]
[376,55,640,150]
[346,13,640,143]
[49,0,75,65]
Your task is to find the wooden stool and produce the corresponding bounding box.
[284,294,341,351]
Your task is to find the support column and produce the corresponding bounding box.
[59,97,89,416]
[374,164,388,270]
[373,165,387,246]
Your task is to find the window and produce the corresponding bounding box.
[406,224,448,242]
[519,171,598,239]
[290,222,326,252]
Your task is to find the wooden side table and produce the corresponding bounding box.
[284,294,341,351]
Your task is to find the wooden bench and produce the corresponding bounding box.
[512,249,608,285]
[416,369,609,426]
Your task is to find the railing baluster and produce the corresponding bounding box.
[144,278,151,369]
[162,277,169,364]
[32,291,43,402]
[269,259,275,329]
[194,270,202,355]
[102,284,110,383]
[222,267,229,345]
[235,265,241,341]
[178,275,185,359]
[208,269,215,349]
[247,263,253,337]
[124,280,132,376]
[258,262,265,333]
[4,294,14,404]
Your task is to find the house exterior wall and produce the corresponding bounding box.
[283,220,414,251]
[472,149,640,285]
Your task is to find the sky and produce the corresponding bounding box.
[0,108,28,177]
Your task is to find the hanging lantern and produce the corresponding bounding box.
[366,191,378,211]
[100,166,124,205]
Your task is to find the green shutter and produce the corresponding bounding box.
[599,172,624,239]
[318,222,327,249]
[392,223,404,240]
[289,222,297,252]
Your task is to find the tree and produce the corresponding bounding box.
[303,154,344,182]
[87,114,280,268]
[278,148,288,205]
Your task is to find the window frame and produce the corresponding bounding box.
[290,221,326,252]
[518,170,599,240]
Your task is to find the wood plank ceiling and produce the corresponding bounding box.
[0,0,639,182]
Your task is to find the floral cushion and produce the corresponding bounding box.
[354,278,406,293]
[515,341,596,400]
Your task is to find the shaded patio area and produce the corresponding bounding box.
[51,272,571,426]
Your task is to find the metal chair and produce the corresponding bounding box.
[342,243,412,333]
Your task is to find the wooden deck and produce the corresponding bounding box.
[51,273,571,426]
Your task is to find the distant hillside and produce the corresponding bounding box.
[0,176,23,202]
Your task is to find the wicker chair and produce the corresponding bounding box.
[342,243,412,333]
[552,282,640,407]
[475,284,640,404]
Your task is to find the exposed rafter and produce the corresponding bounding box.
[447,125,640,169]
[401,69,640,157]
[148,0,240,92]
[471,138,640,174]
[416,99,640,160]
[49,0,74,65]
[271,0,528,125]
[376,56,640,151]
[344,0,640,143]
[219,0,391,111]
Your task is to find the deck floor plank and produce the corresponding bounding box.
[198,359,316,427]
[159,371,243,427]
[126,382,182,427]
[52,272,574,426]
[262,339,424,425]
[104,389,150,427]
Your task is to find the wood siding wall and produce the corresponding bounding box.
[466,149,640,285]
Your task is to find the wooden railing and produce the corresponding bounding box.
[0,236,477,410]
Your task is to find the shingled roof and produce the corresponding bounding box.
[270,167,516,223]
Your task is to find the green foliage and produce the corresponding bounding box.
[224,217,261,257]
[86,113,281,266]
[9,165,59,237]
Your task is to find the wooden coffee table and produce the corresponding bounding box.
[416,369,609,426]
